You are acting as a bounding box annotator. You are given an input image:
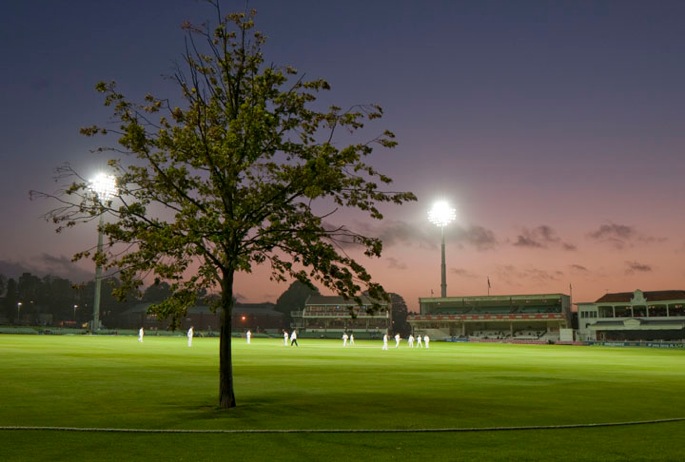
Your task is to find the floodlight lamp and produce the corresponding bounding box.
[428,201,456,228]
[89,173,117,203]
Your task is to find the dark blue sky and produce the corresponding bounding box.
[2,1,684,309]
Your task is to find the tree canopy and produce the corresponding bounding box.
[36,2,416,409]
[274,280,319,324]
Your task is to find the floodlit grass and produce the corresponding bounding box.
[1,335,684,461]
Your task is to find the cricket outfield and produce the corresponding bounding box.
[1,334,684,461]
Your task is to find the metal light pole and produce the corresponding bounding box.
[89,173,116,333]
[428,201,456,298]
[17,302,22,324]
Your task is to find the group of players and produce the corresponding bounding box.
[280,330,431,350]
[136,326,429,350]
[382,332,430,350]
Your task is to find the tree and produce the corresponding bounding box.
[274,280,319,326]
[142,281,173,303]
[389,293,411,337]
[98,278,138,327]
[17,272,41,323]
[35,3,416,409]
[17,272,41,304]
[73,278,134,328]
[40,275,77,323]
[3,278,18,323]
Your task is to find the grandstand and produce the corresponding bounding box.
[291,294,391,338]
[576,289,685,342]
[408,293,570,343]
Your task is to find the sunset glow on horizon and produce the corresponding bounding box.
[2,1,684,312]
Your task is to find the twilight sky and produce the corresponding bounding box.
[2,0,684,311]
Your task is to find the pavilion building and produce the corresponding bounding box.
[576,289,685,342]
[408,293,571,342]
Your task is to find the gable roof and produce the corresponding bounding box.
[595,290,685,303]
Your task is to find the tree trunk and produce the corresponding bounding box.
[218,272,236,408]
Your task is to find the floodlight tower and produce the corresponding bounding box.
[89,173,116,332]
[428,201,456,298]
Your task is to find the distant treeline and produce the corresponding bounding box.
[0,272,411,334]
[0,271,183,327]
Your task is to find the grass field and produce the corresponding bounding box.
[1,334,684,461]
